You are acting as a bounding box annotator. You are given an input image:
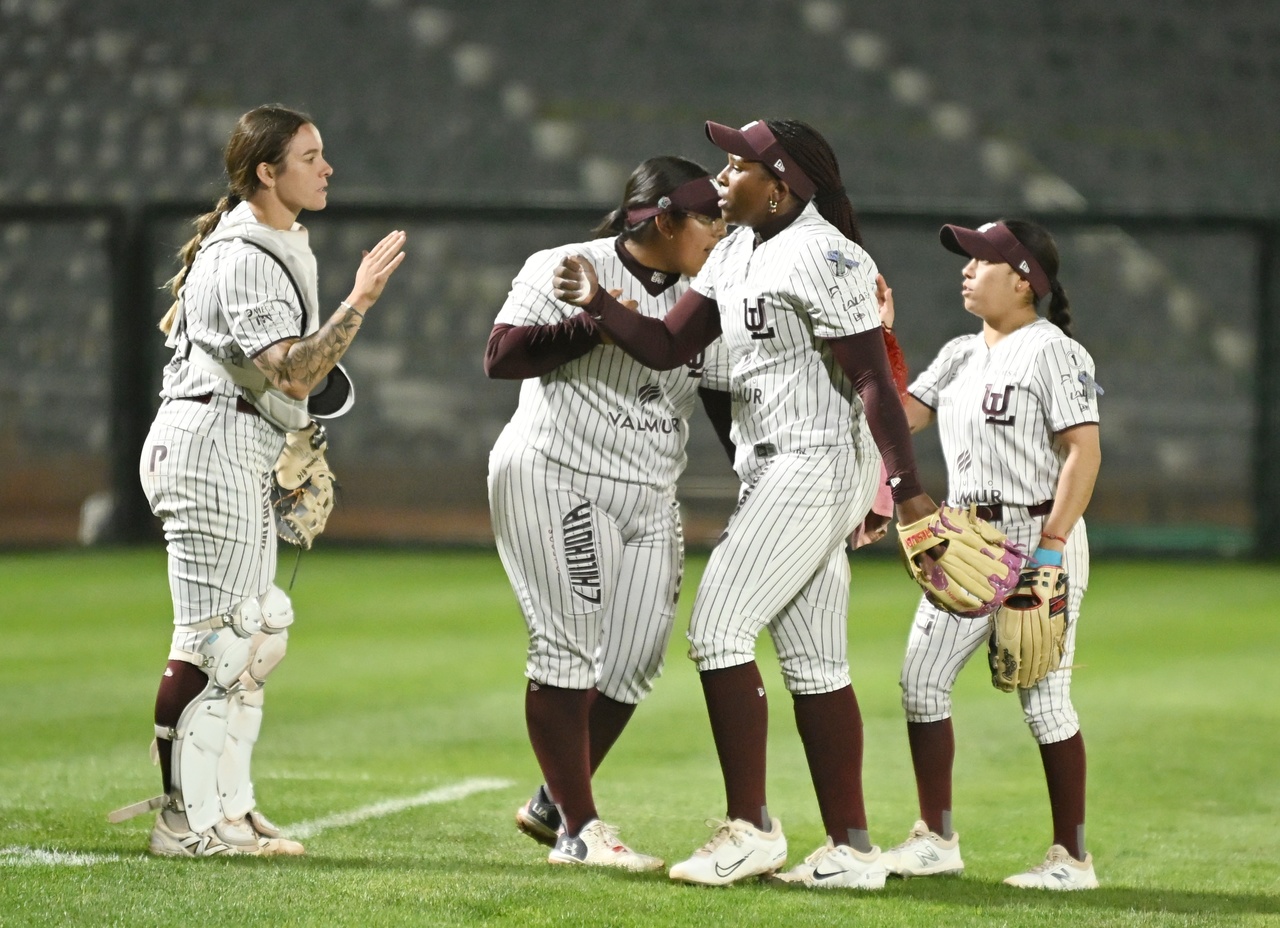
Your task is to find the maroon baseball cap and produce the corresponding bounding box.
[939,221,1050,299]
[624,175,722,225]
[705,119,817,202]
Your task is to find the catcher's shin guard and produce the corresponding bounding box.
[218,686,265,822]
[220,625,289,821]
[165,607,261,833]
[166,683,232,833]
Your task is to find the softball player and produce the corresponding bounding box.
[554,118,939,889]
[879,219,1102,889]
[486,157,731,871]
[129,104,405,857]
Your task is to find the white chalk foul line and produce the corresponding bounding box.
[1,846,122,867]
[283,776,515,840]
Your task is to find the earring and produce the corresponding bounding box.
[767,198,778,213]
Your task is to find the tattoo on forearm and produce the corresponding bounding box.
[265,304,363,394]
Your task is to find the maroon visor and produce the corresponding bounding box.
[705,119,816,202]
[624,176,722,225]
[939,222,1050,300]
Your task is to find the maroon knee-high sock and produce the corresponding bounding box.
[153,660,210,793]
[793,686,867,845]
[525,682,595,836]
[906,719,955,837]
[700,663,769,828]
[1039,731,1087,859]
[586,688,637,774]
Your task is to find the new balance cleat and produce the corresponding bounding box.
[516,785,562,847]
[1003,844,1098,890]
[772,839,887,889]
[881,820,964,877]
[219,813,306,856]
[668,817,787,886]
[149,812,245,858]
[547,819,664,872]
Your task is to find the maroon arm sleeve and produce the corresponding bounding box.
[698,387,736,466]
[582,287,721,370]
[483,314,602,379]
[829,328,926,503]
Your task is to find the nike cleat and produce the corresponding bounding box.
[668,817,787,886]
[772,839,887,889]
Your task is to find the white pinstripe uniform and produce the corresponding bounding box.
[902,319,1100,742]
[684,202,883,695]
[488,235,728,703]
[140,201,314,653]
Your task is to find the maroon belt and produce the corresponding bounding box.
[966,500,1053,522]
[178,393,260,417]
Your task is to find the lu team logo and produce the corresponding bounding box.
[743,297,775,340]
[982,384,1016,426]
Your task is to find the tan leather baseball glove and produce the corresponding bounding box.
[896,504,1026,616]
[271,422,335,549]
[987,564,1069,691]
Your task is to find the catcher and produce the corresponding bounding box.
[116,105,404,858]
[881,219,1102,890]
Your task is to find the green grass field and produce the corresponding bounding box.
[1,548,1277,927]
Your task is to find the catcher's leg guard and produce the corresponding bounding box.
[166,682,232,834]
[164,605,259,833]
[219,587,293,830]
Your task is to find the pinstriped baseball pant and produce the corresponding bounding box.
[900,517,1090,744]
[488,438,684,704]
[140,396,284,655]
[687,443,880,695]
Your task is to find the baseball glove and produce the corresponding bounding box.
[987,565,1069,692]
[271,421,335,549]
[896,505,1026,616]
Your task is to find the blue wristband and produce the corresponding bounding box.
[1031,547,1063,567]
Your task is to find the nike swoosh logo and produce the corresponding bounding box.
[715,856,749,877]
[812,867,845,881]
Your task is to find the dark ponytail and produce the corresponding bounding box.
[766,119,863,247]
[1002,218,1072,337]
[163,104,312,322]
[591,156,713,240]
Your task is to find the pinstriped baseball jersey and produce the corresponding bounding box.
[908,319,1099,509]
[162,201,316,402]
[495,236,726,487]
[690,202,880,476]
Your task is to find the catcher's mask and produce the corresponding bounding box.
[308,363,354,419]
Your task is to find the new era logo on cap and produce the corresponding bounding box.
[1019,260,1031,273]
[773,159,786,173]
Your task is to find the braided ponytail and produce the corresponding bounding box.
[1046,278,1073,337]
[159,104,312,332]
[766,119,863,247]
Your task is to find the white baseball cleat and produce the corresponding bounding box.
[881,820,965,877]
[547,819,664,872]
[219,813,306,856]
[1003,844,1098,890]
[149,812,246,858]
[668,817,787,886]
[772,838,887,889]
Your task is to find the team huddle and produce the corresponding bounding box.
[119,104,1102,892]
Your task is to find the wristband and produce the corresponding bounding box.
[1031,547,1063,567]
[340,300,364,317]
[1040,530,1068,544]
